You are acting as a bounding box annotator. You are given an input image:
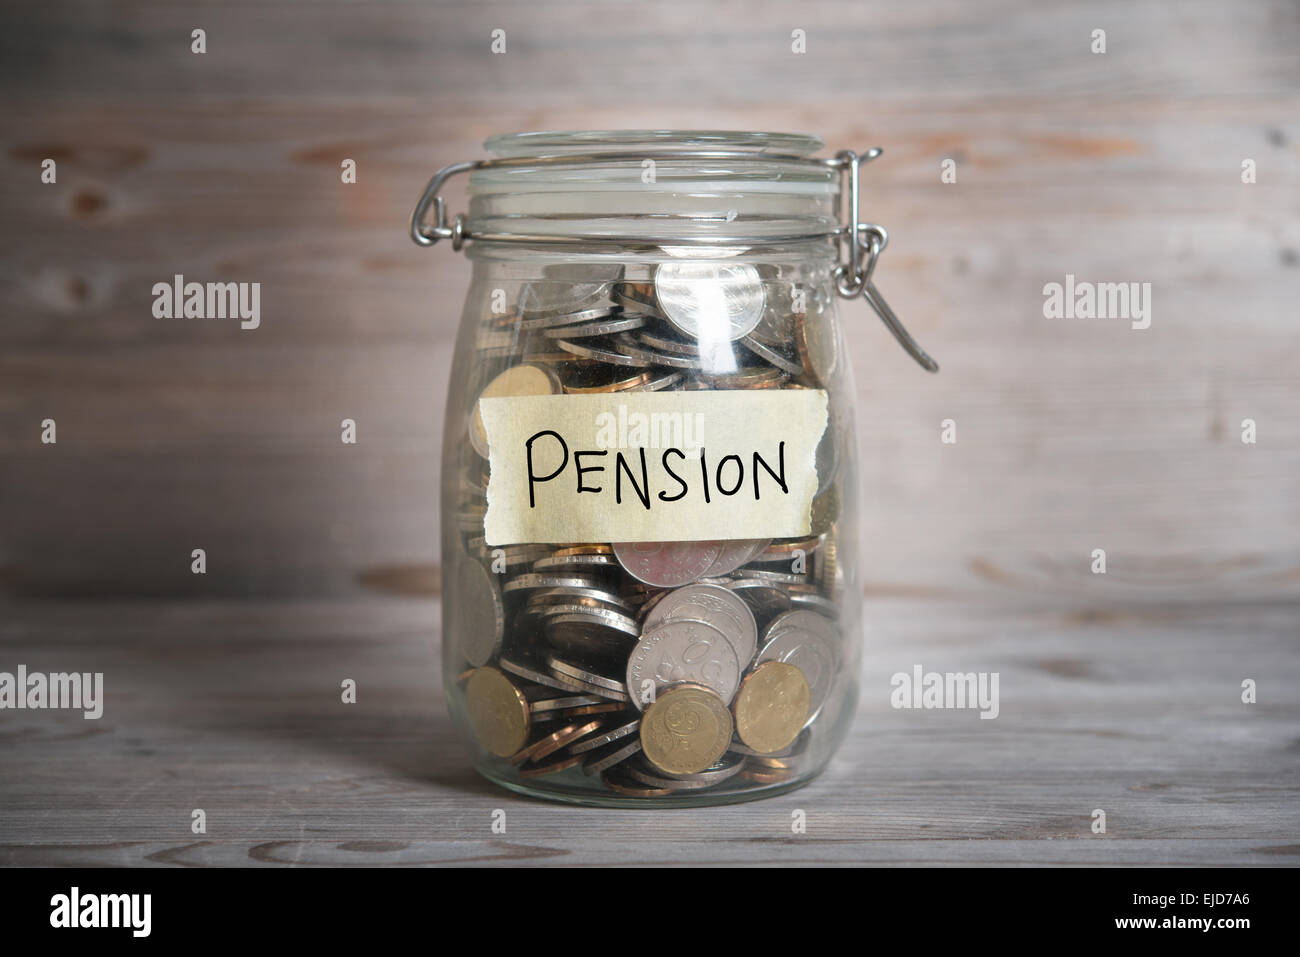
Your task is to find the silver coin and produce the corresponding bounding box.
[501,654,629,702]
[553,337,651,367]
[532,553,620,572]
[626,618,741,710]
[503,572,600,591]
[786,588,839,618]
[739,334,804,376]
[498,657,595,695]
[516,305,618,331]
[542,314,647,338]
[653,261,766,342]
[737,566,807,585]
[529,694,605,713]
[534,603,640,637]
[546,656,628,695]
[581,736,643,775]
[641,583,758,667]
[518,264,623,318]
[612,541,722,587]
[525,587,630,613]
[756,610,840,723]
[613,335,704,370]
[454,558,504,668]
[636,330,700,356]
[567,718,641,755]
[631,751,745,787]
[727,578,793,618]
[705,539,770,577]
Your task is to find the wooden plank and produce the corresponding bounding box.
[0,597,1295,865]
[3,1,1297,101]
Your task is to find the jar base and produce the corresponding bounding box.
[475,761,822,809]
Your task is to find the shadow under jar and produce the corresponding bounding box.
[412,131,937,807]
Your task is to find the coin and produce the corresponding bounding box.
[529,693,605,713]
[517,753,582,778]
[546,656,627,695]
[509,719,603,766]
[756,610,840,723]
[612,541,722,587]
[543,314,647,338]
[470,363,562,458]
[454,558,505,668]
[732,661,810,754]
[562,368,653,394]
[498,656,600,695]
[553,337,650,367]
[726,578,793,618]
[516,304,615,332]
[641,582,758,666]
[601,767,671,796]
[544,658,630,702]
[465,667,531,757]
[503,573,613,596]
[518,263,622,318]
[629,752,745,789]
[739,334,803,376]
[581,736,643,775]
[639,683,733,775]
[626,618,740,710]
[704,539,770,577]
[653,261,766,341]
[794,309,838,387]
[532,553,621,573]
[567,718,642,754]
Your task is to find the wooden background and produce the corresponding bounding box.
[2,0,1297,601]
[0,1,1297,866]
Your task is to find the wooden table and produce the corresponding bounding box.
[2,595,1295,866]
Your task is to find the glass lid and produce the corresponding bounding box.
[484,130,826,159]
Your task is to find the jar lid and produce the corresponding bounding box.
[483,130,825,158]
[409,132,939,372]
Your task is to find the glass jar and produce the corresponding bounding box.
[411,131,937,807]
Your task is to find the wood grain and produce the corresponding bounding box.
[0,0,1298,602]
[0,596,1295,866]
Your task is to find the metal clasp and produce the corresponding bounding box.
[409,160,479,249]
[830,149,939,372]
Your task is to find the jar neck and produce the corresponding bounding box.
[465,132,842,249]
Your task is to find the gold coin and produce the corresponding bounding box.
[465,667,531,757]
[639,683,732,775]
[732,661,810,754]
[809,483,839,536]
[469,364,561,458]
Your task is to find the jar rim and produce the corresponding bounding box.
[483,130,826,159]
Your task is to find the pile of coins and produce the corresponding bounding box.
[450,260,847,797]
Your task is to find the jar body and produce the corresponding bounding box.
[439,241,862,806]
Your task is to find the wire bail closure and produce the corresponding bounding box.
[409,147,938,372]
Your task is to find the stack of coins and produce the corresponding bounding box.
[452,260,846,795]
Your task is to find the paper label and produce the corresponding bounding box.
[480,389,829,545]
